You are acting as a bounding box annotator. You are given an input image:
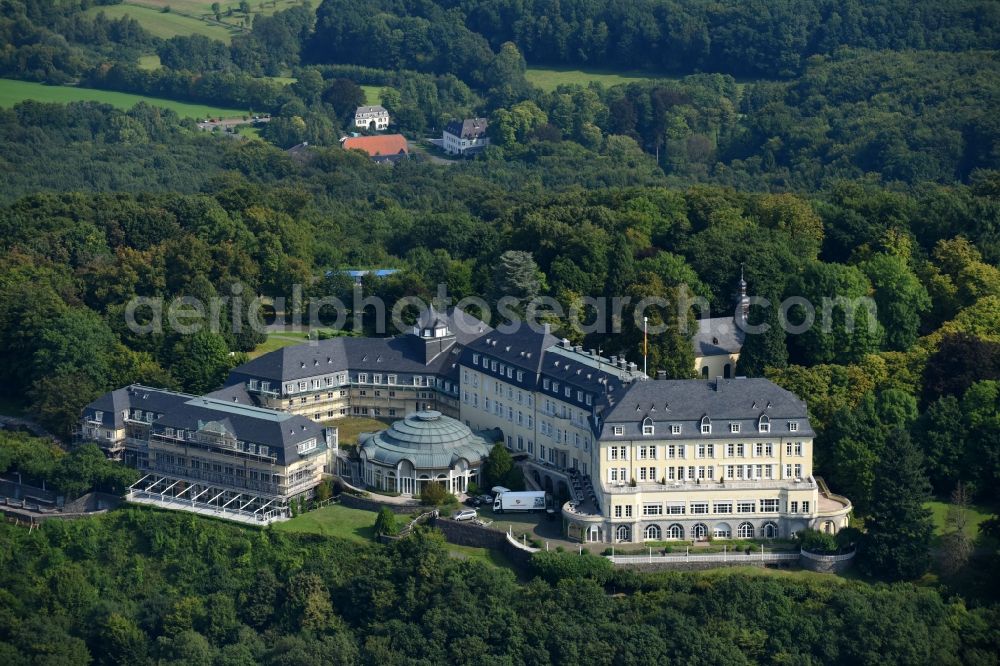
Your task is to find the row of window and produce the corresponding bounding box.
[607,463,806,483]
[607,442,805,461]
[470,353,526,383]
[614,499,808,518]
[279,373,449,396]
[617,415,799,437]
[626,521,781,542]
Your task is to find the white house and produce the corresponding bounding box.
[443,118,489,155]
[355,105,390,131]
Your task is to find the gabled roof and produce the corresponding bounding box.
[153,396,326,466]
[444,117,488,140]
[599,378,813,439]
[228,308,491,384]
[83,385,191,429]
[461,325,561,377]
[342,134,409,158]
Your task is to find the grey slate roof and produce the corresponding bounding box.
[693,316,745,356]
[83,385,326,465]
[599,378,813,439]
[83,385,190,429]
[359,411,493,469]
[152,396,326,466]
[355,105,388,115]
[228,307,491,384]
[444,117,488,140]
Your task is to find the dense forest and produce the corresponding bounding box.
[0,509,998,665]
[0,0,999,662]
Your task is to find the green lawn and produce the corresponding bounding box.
[0,78,248,119]
[247,333,307,359]
[525,66,671,91]
[696,565,856,583]
[85,3,239,42]
[446,542,516,569]
[361,85,392,106]
[273,503,377,542]
[103,0,316,40]
[327,416,390,447]
[926,500,993,542]
[138,54,161,70]
[274,502,516,569]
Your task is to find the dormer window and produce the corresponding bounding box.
[789,421,798,432]
[701,416,712,434]
[642,417,654,436]
[759,415,770,433]
[671,424,681,435]
[613,426,624,436]
[730,423,740,433]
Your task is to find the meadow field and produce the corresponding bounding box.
[0,78,248,118]
[525,66,667,91]
[85,3,239,42]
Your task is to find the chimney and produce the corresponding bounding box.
[657,370,666,380]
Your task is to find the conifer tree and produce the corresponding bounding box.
[859,430,933,581]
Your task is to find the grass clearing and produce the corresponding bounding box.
[138,54,161,70]
[926,500,993,542]
[0,78,247,118]
[247,333,306,358]
[525,66,673,91]
[360,85,392,106]
[273,503,377,542]
[119,0,315,38]
[85,3,239,42]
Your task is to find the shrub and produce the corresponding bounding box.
[531,550,614,585]
[419,480,451,506]
[373,507,399,537]
[798,528,839,554]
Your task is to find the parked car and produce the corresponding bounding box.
[453,509,477,521]
[477,494,493,505]
[464,496,481,507]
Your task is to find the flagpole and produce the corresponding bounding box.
[643,316,648,377]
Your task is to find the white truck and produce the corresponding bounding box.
[493,490,548,513]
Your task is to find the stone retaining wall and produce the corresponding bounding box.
[338,492,422,515]
[799,549,856,574]
[430,517,535,569]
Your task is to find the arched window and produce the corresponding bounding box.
[758,414,770,433]
[737,522,755,539]
[762,522,778,539]
[713,522,732,539]
[700,415,712,434]
[616,525,631,543]
[723,363,732,379]
[642,416,654,436]
[701,366,709,378]
[667,524,684,540]
[644,524,661,541]
[692,523,708,540]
